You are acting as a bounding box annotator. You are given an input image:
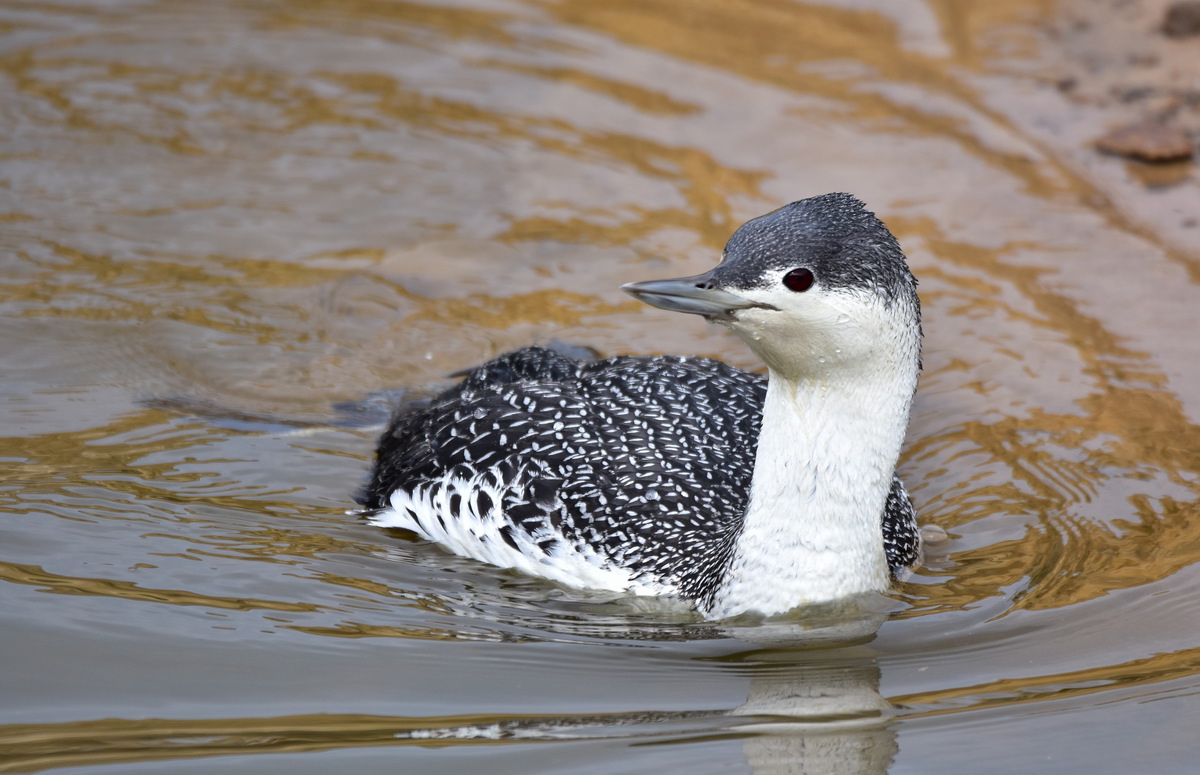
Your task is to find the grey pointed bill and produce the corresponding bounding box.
[621,272,776,321]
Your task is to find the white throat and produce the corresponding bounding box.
[703,358,914,619]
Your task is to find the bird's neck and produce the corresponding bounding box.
[705,364,914,619]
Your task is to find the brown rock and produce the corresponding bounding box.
[1095,121,1194,162]
[1163,1,1200,37]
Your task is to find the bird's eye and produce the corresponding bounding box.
[782,268,815,292]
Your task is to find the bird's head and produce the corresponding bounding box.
[622,193,920,383]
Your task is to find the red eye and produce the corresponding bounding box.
[783,268,815,292]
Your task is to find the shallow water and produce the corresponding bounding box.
[3,1,1200,772]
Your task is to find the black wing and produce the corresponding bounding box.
[361,347,765,597]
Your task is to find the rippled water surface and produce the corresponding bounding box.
[4,1,1200,772]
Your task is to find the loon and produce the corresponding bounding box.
[360,193,922,620]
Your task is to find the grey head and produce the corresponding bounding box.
[622,193,920,379]
[623,193,917,319]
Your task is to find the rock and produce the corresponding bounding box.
[1095,121,1194,162]
[1163,1,1200,38]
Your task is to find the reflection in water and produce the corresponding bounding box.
[0,614,898,774]
[737,663,895,775]
[4,0,1200,772]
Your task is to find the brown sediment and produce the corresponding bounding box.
[1047,0,1200,160]
[1096,120,1194,162]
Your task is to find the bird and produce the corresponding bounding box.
[359,192,923,620]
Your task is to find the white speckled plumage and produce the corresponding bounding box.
[361,193,923,619]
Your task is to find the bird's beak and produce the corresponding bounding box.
[622,271,775,321]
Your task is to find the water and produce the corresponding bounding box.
[3,1,1200,772]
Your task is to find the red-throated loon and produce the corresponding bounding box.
[359,193,923,620]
